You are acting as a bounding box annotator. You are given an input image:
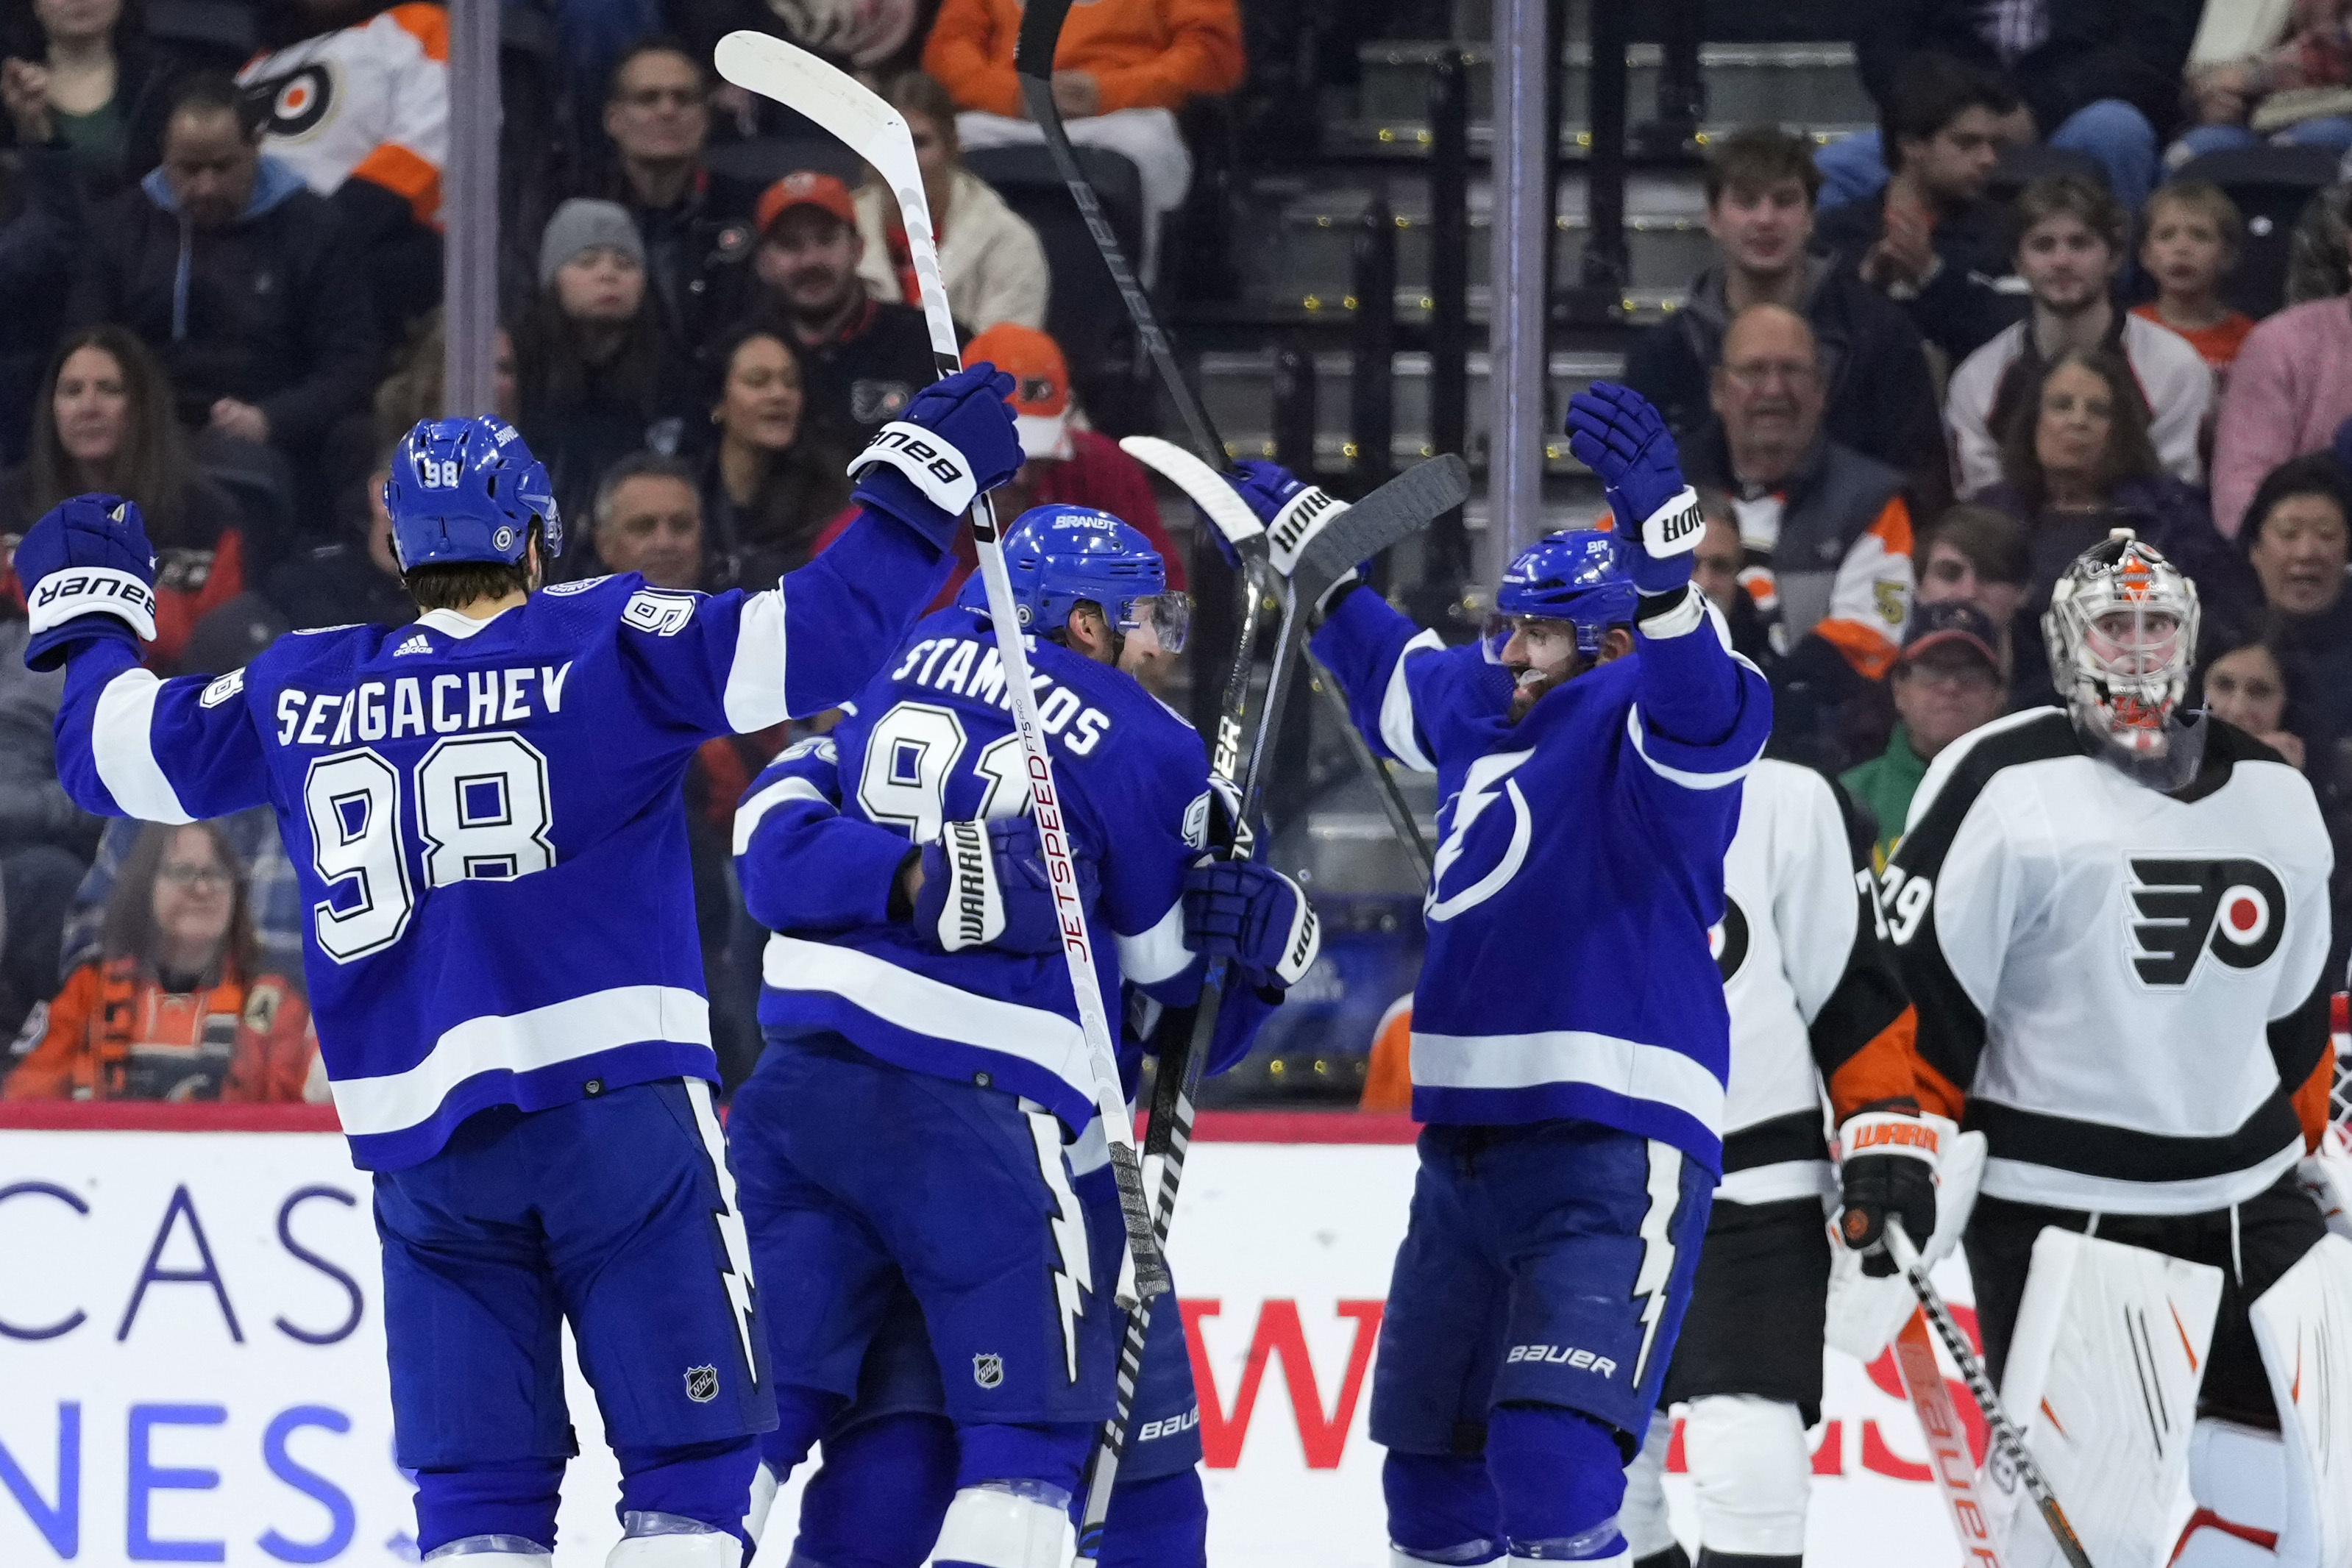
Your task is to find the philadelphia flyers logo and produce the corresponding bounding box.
[1709,897,1750,983]
[244,64,335,140]
[2126,858,2288,986]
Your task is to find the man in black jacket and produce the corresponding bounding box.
[1816,0,2201,215]
[1624,127,1953,521]
[69,76,379,474]
[1812,52,2032,362]
[597,37,760,363]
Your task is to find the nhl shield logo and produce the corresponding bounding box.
[684,1365,719,1404]
[972,1353,1004,1389]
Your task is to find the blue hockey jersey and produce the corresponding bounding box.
[1310,588,1772,1171]
[49,515,955,1169]
[736,604,1213,1130]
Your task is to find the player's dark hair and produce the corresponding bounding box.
[2240,453,2352,560]
[608,35,708,98]
[166,74,261,140]
[24,324,202,546]
[405,521,543,612]
[104,820,259,986]
[1922,503,2031,587]
[1703,126,1822,208]
[1882,52,2017,175]
[1995,346,2159,515]
[2013,173,2128,259]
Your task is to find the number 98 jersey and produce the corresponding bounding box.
[49,537,958,1170]
[736,605,1213,1130]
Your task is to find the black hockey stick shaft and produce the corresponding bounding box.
[1015,0,1221,464]
[1886,1223,2097,1568]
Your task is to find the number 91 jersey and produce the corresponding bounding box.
[50,563,945,1171]
[737,605,1212,1131]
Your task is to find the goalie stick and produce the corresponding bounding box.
[1886,1221,2095,1568]
[1011,0,1437,872]
[711,29,1169,1306]
[1074,445,1469,1555]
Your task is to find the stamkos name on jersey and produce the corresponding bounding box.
[889,635,1113,755]
[274,663,576,747]
[1505,1343,1619,1377]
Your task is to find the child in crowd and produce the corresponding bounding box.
[2133,180,2256,379]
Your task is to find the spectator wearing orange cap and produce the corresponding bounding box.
[748,169,941,453]
[855,72,1049,333]
[962,322,1185,588]
[924,0,1243,282]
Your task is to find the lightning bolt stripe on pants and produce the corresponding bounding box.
[686,1079,762,1385]
[1028,1107,1092,1384]
[1632,1140,1684,1386]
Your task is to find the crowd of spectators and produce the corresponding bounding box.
[0,0,1243,1100]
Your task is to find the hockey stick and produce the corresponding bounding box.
[1073,450,1468,1555]
[1011,0,1438,871]
[1120,437,1443,877]
[1891,1308,2009,1567]
[712,30,1168,1307]
[1886,1221,2096,1568]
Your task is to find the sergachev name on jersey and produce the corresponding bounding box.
[272,662,577,747]
[887,635,1112,755]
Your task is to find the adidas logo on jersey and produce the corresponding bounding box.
[392,634,432,657]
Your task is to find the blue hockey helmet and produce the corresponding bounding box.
[1495,527,1638,654]
[959,504,1192,652]
[382,416,561,571]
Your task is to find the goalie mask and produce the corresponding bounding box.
[2044,530,2203,785]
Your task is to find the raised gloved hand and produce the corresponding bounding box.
[1837,1108,1941,1277]
[913,815,1099,955]
[1563,382,1702,599]
[846,363,1025,551]
[1183,856,1321,989]
[18,493,159,671]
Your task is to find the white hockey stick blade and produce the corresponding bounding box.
[1120,436,1265,552]
[714,31,958,362]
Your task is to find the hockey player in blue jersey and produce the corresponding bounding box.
[18,366,1025,1567]
[723,505,1318,1568]
[1220,383,1772,1565]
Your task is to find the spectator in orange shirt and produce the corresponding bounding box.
[4,819,317,1102]
[2131,180,2256,380]
[924,0,1243,282]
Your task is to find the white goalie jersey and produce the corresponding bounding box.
[1883,708,2337,1215]
[1714,759,1916,1206]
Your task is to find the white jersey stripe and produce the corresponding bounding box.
[1115,899,1192,986]
[722,588,793,733]
[329,983,713,1136]
[762,933,1093,1096]
[1380,630,1444,774]
[1412,1027,1727,1129]
[1716,1159,1838,1206]
[733,774,826,855]
[1625,703,1761,792]
[92,668,195,824]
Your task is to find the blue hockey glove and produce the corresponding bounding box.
[1183,856,1321,988]
[847,363,1025,553]
[18,493,159,671]
[1563,382,1702,599]
[914,816,1100,955]
[1838,1108,1941,1277]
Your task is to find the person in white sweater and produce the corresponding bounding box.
[854,71,1050,332]
[1946,174,2211,497]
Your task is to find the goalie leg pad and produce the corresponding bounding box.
[1383,1450,1502,1565]
[2174,1419,2287,1567]
[1985,1230,2224,1568]
[1618,1417,1677,1561]
[1680,1397,1809,1558]
[2248,1233,2352,1568]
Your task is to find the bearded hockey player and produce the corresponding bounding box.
[1618,755,1918,1568]
[1293,381,1772,1567]
[21,367,1025,1567]
[1886,530,2352,1568]
[724,506,1317,1568]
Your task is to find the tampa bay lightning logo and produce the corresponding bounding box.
[1427,750,1536,922]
